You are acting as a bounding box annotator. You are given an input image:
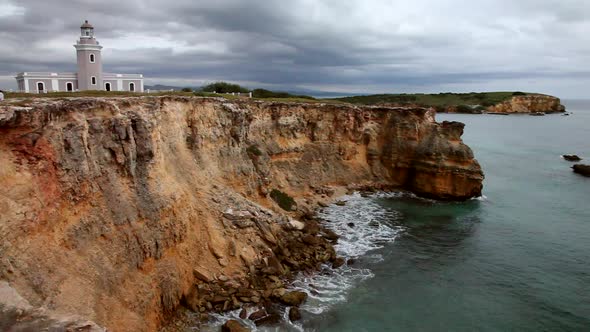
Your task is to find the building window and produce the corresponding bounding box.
[36,82,45,93]
[105,82,111,91]
[91,76,97,85]
[90,54,95,63]
[129,82,135,92]
[66,82,73,92]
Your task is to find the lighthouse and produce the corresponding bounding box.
[74,20,103,90]
[15,20,143,93]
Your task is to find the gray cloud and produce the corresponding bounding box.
[0,0,589,97]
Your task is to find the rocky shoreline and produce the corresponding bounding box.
[0,96,483,331]
[162,185,392,332]
[161,210,339,331]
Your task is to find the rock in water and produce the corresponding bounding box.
[332,257,346,269]
[221,320,251,332]
[289,307,302,322]
[279,291,308,306]
[563,155,582,162]
[239,309,248,319]
[572,164,590,177]
[254,313,282,326]
[248,309,266,321]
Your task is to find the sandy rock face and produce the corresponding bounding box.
[486,94,565,113]
[0,96,483,331]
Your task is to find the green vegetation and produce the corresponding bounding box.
[201,82,250,93]
[456,105,473,113]
[5,85,527,109]
[3,81,318,104]
[251,88,315,100]
[246,144,263,157]
[330,92,529,107]
[270,189,296,211]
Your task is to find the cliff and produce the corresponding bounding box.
[485,94,565,113]
[0,96,483,331]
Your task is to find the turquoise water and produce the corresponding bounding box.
[298,100,590,331]
[207,101,589,331]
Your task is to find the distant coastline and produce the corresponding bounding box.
[327,92,566,114]
[1,85,566,115]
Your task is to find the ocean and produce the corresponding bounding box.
[206,100,590,331]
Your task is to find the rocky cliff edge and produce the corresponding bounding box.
[0,96,483,331]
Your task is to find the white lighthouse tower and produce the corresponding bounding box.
[74,20,103,90]
[15,20,143,93]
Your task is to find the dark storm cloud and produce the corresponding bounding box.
[1,0,589,97]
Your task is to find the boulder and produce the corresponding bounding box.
[193,267,214,282]
[239,309,248,319]
[288,307,301,322]
[248,309,266,321]
[223,209,253,221]
[287,218,305,230]
[279,291,308,306]
[302,234,319,245]
[572,164,590,177]
[332,257,346,269]
[563,155,582,162]
[221,320,251,332]
[321,229,339,242]
[254,313,282,326]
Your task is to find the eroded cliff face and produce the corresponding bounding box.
[486,94,565,113]
[0,97,483,331]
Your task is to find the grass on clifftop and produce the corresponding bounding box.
[329,91,530,107]
[3,90,539,108]
[2,90,330,105]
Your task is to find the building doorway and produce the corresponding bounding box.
[37,82,45,93]
[129,82,135,92]
[66,82,73,92]
[105,82,111,91]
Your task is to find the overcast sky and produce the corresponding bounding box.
[1,0,589,97]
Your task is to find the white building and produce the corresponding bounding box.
[15,20,144,93]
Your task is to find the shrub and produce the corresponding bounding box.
[246,144,263,157]
[201,82,250,93]
[456,105,473,113]
[181,87,193,92]
[512,91,527,96]
[252,88,315,100]
[270,189,296,211]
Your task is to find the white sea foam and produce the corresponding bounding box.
[472,194,488,201]
[290,192,403,316]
